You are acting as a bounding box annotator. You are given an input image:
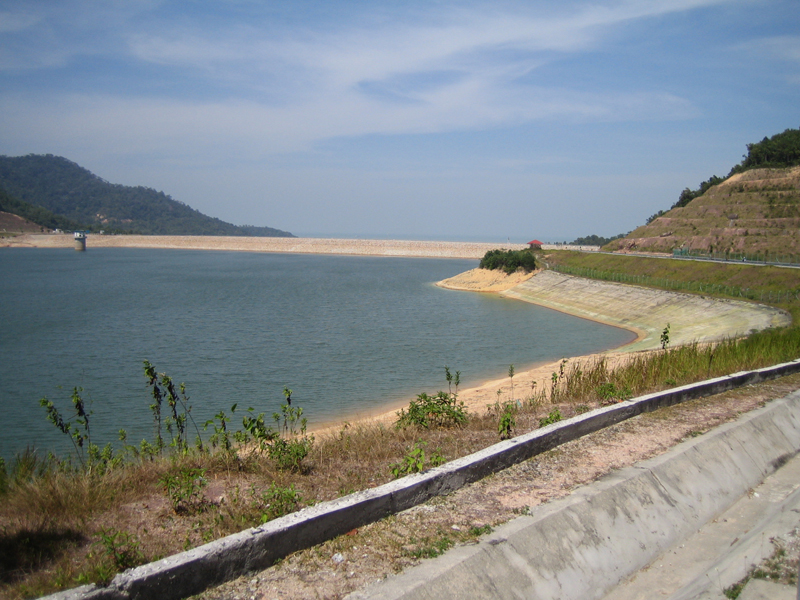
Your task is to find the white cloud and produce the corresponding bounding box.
[0,0,729,157]
[125,0,731,92]
[0,0,159,69]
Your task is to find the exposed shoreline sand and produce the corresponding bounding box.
[7,234,790,436]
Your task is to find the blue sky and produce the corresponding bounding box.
[0,0,798,241]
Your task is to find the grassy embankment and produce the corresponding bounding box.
[546,250,800,321]
[2,252,800,599]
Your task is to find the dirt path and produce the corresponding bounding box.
[194,374,800,600]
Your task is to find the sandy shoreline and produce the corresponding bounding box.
[306,351,635,440]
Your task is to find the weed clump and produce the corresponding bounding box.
[539,409,562,428]
[389,441,445,478]
[396,392,468,429]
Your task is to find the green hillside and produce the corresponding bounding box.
[0,154,294,237]
[606,128,800,256]
[0,186,86,232]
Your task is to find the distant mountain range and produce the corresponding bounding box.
[0,154,294,237]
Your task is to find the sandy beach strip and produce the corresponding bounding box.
[2,233,527,259]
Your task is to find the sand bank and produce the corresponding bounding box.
[2,233,526,259]
[436,266,537,291]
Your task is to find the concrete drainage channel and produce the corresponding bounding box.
[49,359,800,600]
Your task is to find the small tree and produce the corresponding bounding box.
[661,324,671,350]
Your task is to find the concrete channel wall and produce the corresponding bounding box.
[48,359,800,600]
[348,390,800,600]
[502,270,791,352]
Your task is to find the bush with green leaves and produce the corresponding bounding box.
[257,483,303,523]
[268,437,313,472]
[498,401,518,440]
[479,248,537,274]
[98,528,146,572]
[396,391,468,429]
[241,407,278,452]
[267,388,314,472]
[39,387,122,472]
[143,360,202,453]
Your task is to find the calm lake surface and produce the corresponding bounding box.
[0,248,634,459]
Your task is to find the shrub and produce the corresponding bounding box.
[257,483,303,523]
[479,249,536,274]
[396,391,468,429]
[160,467,209,514]
[497,401,518,440]
[268,437,313,472]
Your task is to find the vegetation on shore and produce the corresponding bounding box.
[569,233,626,246]
[479,248,536,273]
[0,188,88,234]
[0,154,294,237]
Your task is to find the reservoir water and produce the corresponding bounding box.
[0,248,634,460]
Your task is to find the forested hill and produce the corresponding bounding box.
[604,127,800,256]
[0,154,294,237]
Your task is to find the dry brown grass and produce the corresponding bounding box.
[3,322,800,599]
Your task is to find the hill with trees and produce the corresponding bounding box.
[570,233,625,246]
[0,186,86,233]
[0,154,294,237]
[605,128,800,257]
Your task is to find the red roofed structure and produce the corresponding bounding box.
[527,240,543,249]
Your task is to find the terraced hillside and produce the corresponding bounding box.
[607,166,800,256]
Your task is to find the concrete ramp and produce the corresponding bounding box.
[502,271,790,351]
[347,390,800,600]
